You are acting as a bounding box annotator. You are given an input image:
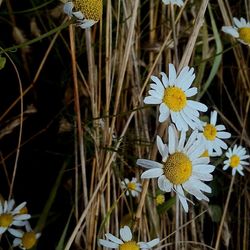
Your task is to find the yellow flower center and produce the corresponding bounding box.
[200,150,209,157]
[156,194,165,205]
[0,214,13,227]
[163,87,187,112]
[19,207,28,215]
[127,182,136,191]
[229,155,240,168]
[203,124,217,141]
[22,232,37,249]
[74,0,102,21]
[238,27,250,44]
[120,241,139,250]
[164,152,192,185]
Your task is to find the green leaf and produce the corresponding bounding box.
[55,209,74,250]
[157,196,176,214]
[197,3,223,100]
[0,56,6,70]
[208,204,222,223]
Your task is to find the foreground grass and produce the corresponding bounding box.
[0,1,249,249]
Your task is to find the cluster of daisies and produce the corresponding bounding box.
[61,0,250,249]
[0,199,40,249]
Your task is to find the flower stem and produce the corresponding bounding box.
[214,175,235,250]
[175,195,179,250]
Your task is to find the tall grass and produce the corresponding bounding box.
[0,0,249,249]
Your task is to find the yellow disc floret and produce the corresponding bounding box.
[163,87,187,112]
[156,194,165,205]
[120,241,139,250]
[127,182,136,191]
[229,155,240,168]
[164,152,192,185]
[74,0,102,21]
[238,27,250,44]
[19,207,28,215]
[0,214,13,227]
[22,232,37,249]
[200,150,209,157]
[203,124,217,141]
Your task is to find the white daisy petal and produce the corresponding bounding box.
[99,239,119,248]
[0,227,7,234]
[73,10,84,19]
[222,26,239,37]
[187,100,208,112]
[12,202,26,214]
[13,238,22,247]
[216,124,226,131]
[63,2,74,16]
[182,181,209,201]
[138,238,160,248]
[7,199,15,212]
[217,131,231,139]
[141,168,164,179]
[146,238,160,247]
[149,90,163,99]
[237,168,244,176]
[160,72,169,87]
[105,233,123,244]
[8,228,23,238]
[12,221,27,227]
[210,111,217,125]
[159,112,170,123]
[151,75,163,88]
[120,226,132,242]
[158,175,172,192]
[157,136,168,160]
[136,159,163,169]
[175,66,190,87]
[144,96,162,104]
[233,17,242,28]
[168,64,177,85]
[168,124,177,154]
[159,103,169,114]
[182,73,196,92]
[184,87,197,97]
[14,214,31,220]
[176,185,188,212]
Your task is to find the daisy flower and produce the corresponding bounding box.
[99,225,160,249]
[136,124,215,212]
[144,64,207,131]
[63,0,102,29]
[198,110,231,156]
[222,17,250,45]
[12,222,41,250]
[162,0,184,7]
[223,145,250,176]
[155,194,165,206]
[121,177,142,197]
[0,199,31,236]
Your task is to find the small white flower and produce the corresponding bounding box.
[198,110,231,156]
[63,0,102,29]
[162,0,184,7]
[121,178,142,197]
[222,17,250,45]
[99,225,159,249]
[223,145,250,176]
[144,64,207,131]
[12,222,41,250]
[137,124,215,212]
[0,200,31,237]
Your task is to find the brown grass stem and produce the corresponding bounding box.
[69,24,88,209]
[214,175,235,250]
